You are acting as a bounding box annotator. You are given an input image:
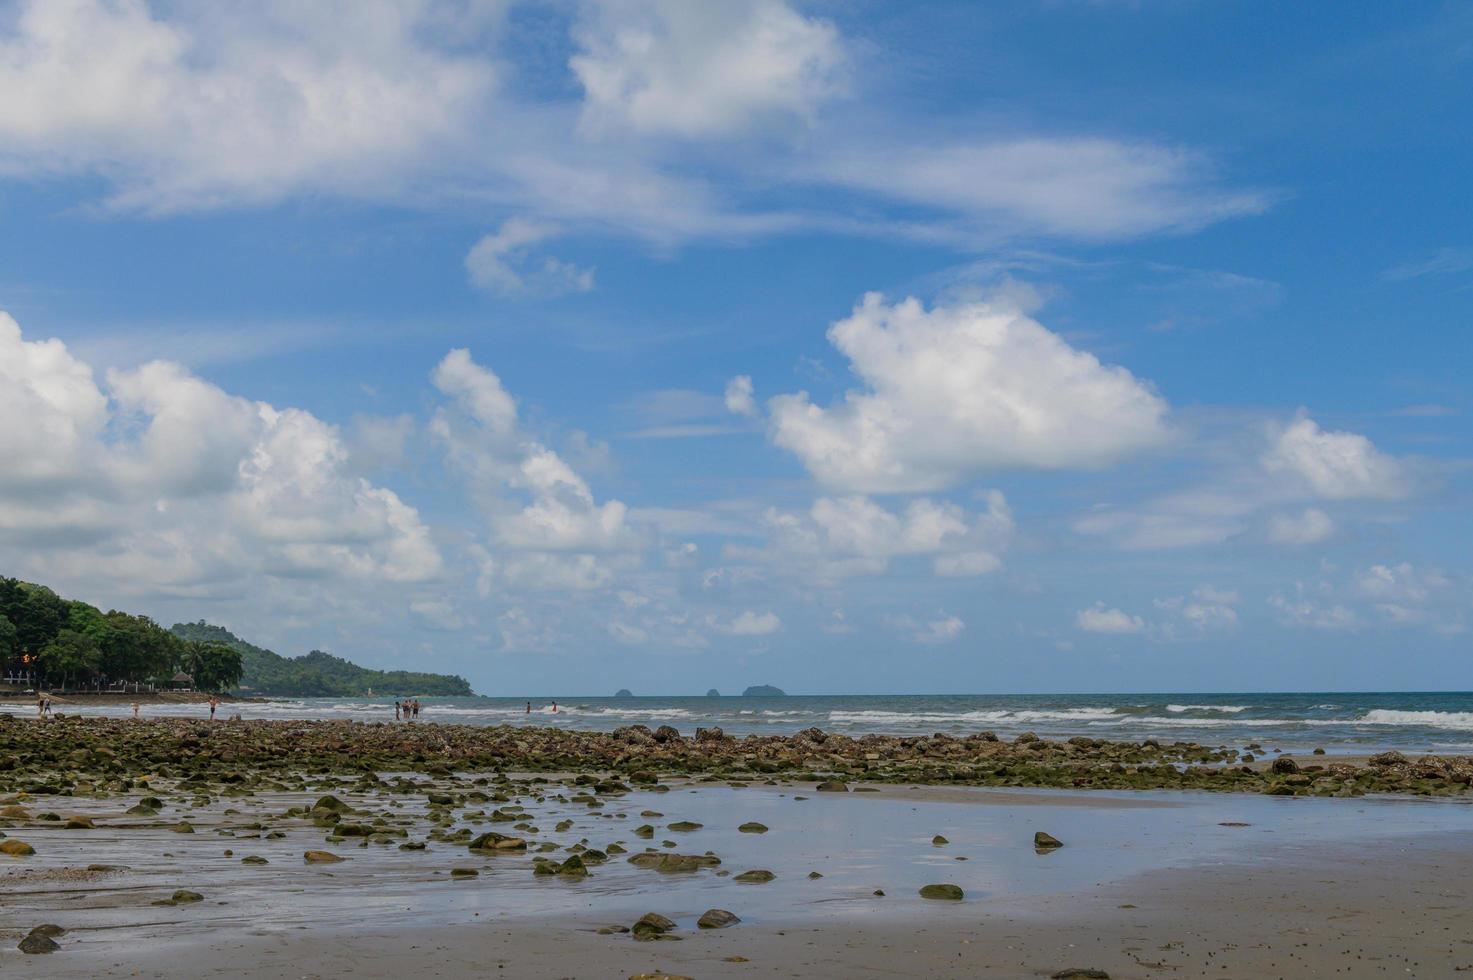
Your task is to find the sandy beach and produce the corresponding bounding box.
[3,717,1472,977]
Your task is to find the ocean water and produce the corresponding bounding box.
[12,691,1473,753]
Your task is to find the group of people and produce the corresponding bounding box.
[394,698,424,720]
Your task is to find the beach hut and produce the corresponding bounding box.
[170,672,194,691]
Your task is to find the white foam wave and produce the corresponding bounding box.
[828,707,1123,726]
[1165,704,1250,713]
[1360,709,1473,731]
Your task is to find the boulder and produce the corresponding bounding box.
[697,908,741,929]
[931,835,949,845]
[303,850,345,864]
[652,725,682,743]
[632,911,676,941]
[919,883,964,900]
[738,821,769,834]
[19,931,59,954]
[627,853,720,872]
[1,838,35,856]
[1270,757,1299,774]
[734,869,775,883]
[1033,832,1063,849]
[1370,751,1406,767]
[815,780,848,792]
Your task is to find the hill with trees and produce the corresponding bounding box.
[170,622,473,697]
[1,577,241,692]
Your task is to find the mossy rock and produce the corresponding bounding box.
[738,821,768,834]
[734,869,775,883]
[919,883,963,900]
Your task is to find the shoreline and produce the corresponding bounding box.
[2,715,1470,797]
[0,691,264,706]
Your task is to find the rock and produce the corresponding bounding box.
[931,834,949,845]
[694,726,726,742]
[1,838,36,856]
[468,832,527,852]
[450,867,479,878]
[1370,750,1406,767]
[815,780,848,792]
[64,815,95,829]
[614,689,634,697]
[698,908,741,929]
[1270,757,1299,774]
[171,889,204,903]
[706,689,721,698]
[668,821,702,832]
[1015,731,1040,743]
[558,854,590,877]
[919,883,964,900]
[19,932,60,954]
[1051,971,1110,979]
[741,685,786,697]
[242,855,269,864]
[29,924,66,938]
[313,795,350,812]
[808,871,823,878]
[734,869,775,883]
[634,824,655,838]
[630,974,692,979]
[738,821,768,834]
[795,726,828,743]
[652,725,682,743]
[303,850,345,864]
[171,822,195,834]
[632,911,677,941]
[1033,831,1063,849]
[627,853,720,872]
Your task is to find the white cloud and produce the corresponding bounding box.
[888,612,965,644]
[1261,413,1410,500]
[0,310,442,595]
[818,138,1268,241]
[724,374,757,417]
[570,0,845,138]
[0,0,499,211]
[465,218,595,297]
[744,491,1012,581]
[768,294,1170,492]
[1267,507,1335,545]
[1154,586,1239,633]
[1268,585,1359,631]
[709,609,782,636]
[1076,602,1146,635]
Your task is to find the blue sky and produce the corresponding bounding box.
[0,1,1469,694]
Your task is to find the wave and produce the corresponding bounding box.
[828,707,1125,726]
[1165,704,1250,714]
[1359,709,1473,731]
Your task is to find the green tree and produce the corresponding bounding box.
[37,629,102,689]
[182,640,243,692]
[0,614,16,662]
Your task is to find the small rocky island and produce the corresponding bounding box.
[613,689,634,697]
[741,685,786,697]
[706,688,721,697]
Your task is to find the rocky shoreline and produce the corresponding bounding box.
[2,716,1469,798]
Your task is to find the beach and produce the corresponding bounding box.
[2,716,1471,976]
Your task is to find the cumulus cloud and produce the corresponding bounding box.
[724,375,757,417]
[1261,413,1411,500]
[740,491,1013,581]
[1154,586,1239,633]
[1268,585,1358,631]
[888,611,965,644]
[571,0,845,138]
[1076,602,1146,634]
[1267,507,1335,545]
[0,311,442,595]
[768,294,1170,492]
[709,610,782,636]
[465,218,595,297]
[431,347,641,598]
[0,0,499,211]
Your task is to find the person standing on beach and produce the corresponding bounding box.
[526,701,531,714]
[395,700,401,721]
[132,701,140,719]
[208,695,219,721]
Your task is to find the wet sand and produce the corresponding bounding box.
[4,773,1471,978]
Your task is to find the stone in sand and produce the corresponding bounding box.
[932,834,949,845]
[1270,757,1299,774]
[627,853,720,872]
[919,883,964,900]
[64,815,94,829]
[1033,831,1063,849]
[815,780,848,792]
[313,794,350,812]
[667,821,702,832]
[19,931,59,954]
[451,867,479,878]
[632,911,677,941]
[303,850,345,864]
[1,838,35,856]
[697,908,741,929]
[734,869,775,883]
[634,824,655,838]
[172,889,204,903]
[242,855,269,864]
[738,821,768,833]
[29,924,66,939]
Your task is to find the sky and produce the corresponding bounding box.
[0,0,1470,696]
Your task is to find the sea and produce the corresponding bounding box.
[11,691,1473,754]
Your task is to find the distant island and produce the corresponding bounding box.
[742,684,786,697]
[613,688,634,697]
[170,622,472,697]
[706,688,721,697]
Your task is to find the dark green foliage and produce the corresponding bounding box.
[170,621,471,697]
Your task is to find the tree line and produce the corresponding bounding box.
[1,578,242,692]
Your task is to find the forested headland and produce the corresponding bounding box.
[1,577,472,697]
